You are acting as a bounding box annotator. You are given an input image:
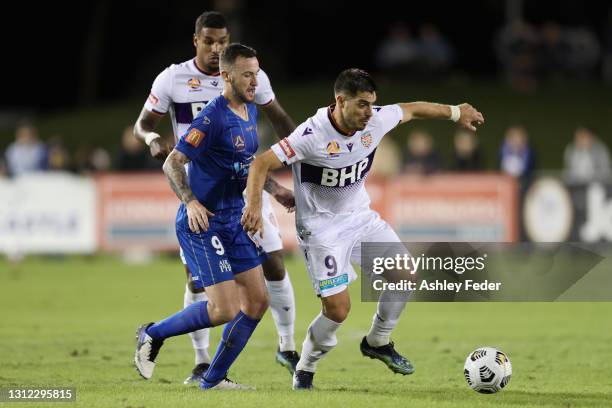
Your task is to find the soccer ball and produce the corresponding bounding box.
[463,347,512,394]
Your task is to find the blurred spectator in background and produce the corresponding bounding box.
[371,137,401,178]
[494,20,540,91]
[376,22,419,75]
[416,23,454,77]
[116,125,157,171]
[539,21,569,80]
[603,10,612,83]
[403,129,441,175]
[5,123,47,177]
[74,146,111,175]
[0,156,7,177]
[499,125,535,184]
[46,135,71,172]
[564,27,601,79]
[452,129,482,171]
[563,126,611,183]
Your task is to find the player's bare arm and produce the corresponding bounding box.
[242,150,285,235]
[163,149,214,233]
[134,108,174,160]
[399,102,484,131]
[261,99,297,140]
[264,176,296,212]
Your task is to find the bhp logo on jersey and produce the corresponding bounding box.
[301,150,376,188]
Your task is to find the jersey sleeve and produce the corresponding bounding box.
[270,120,316,165]
[175,110,217,161]
[254,69,275,106]
[374,104,403,135]
[143,67,173,114]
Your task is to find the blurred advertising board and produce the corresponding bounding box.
[524,177,612,243]
[0,172,96,254]
[96,173,178,251]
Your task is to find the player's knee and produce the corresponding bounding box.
[323,300,350,323]
[210,300,241,324]
[243,291,269,319]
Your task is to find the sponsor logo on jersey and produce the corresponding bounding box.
[203,116,211,125]
[219,259,232,273]
[245,125,254,132]
[302,127,313,136]
[361,132,372,148]
[319,274,349,291]
[210,80,219,87]
[188,77,202,91]
[185,128,205,147]
[326,141,341,158]
[300,150,376,188]
[233,134,245,151]
[279,138,296,159]
[373,106,382,112]
[347,142,354,152]
[148,93,159,105]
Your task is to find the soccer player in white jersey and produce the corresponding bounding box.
[133,11,300,383]
[242,68,484,390]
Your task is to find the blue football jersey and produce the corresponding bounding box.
[175,95,259,214]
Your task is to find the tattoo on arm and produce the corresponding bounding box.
[264,175,280,194]
[163,150,195,203]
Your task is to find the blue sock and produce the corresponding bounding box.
[200,311,260,388]
[146,301,211,341]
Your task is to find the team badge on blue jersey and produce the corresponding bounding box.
[233,134,246,151]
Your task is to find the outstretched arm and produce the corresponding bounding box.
[134,108,174,160]
[399,102,484,131]
[162,149,214,233]
[242,150,285,236]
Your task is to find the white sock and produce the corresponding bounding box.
[265,272,296,352]
[295,312,342,373]
[366,290,408,347]
[183,284,211,365]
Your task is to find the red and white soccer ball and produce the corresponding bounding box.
[464,347,512,394]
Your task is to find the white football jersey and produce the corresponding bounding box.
[143,58,275,142]
[271,104,403,230]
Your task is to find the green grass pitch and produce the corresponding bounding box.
[1,255,611,407]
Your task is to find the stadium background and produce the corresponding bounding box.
[1,1,611,407]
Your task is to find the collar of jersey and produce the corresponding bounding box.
[192,59,221,76]
[327,105,355,137]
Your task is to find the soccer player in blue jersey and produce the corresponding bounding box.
[134,12,299,382]
[134,43,269,390]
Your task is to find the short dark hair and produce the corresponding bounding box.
[195,11,227,33]
[334,68,377,97]
[220,43,257,69]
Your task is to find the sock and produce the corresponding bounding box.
[366,290,408,347]
[201,311,260,388]
[184,285,211,365]
[295,312,342,373]
[146,301,211,341]
[265,272,296,352]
